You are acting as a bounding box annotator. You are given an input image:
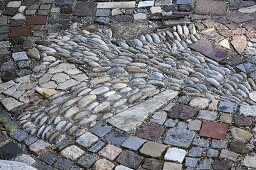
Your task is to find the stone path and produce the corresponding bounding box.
[0,0,256,170]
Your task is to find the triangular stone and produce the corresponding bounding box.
[231,35,247,55]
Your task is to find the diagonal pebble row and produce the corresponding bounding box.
[1,24,256,145]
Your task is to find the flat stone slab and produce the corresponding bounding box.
[97,2,136,9]
[0,160,37,170]
[194,0,227,15]
[226,12,255,23]
[190,39,230,62]
[107,90,178,132]
[74,2,96,16]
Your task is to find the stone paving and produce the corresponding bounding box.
[0,0,256,170]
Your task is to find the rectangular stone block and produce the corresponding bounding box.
[107,90,178,132]
[10,26,32,36]
[97,2,136,9]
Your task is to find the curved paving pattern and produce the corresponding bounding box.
[0,0,256,170]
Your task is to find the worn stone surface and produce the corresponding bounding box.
[108,90,178,131]
[116,150,143,169]
[140,141,168,158]
[231,35,247,55]
[199,121,229,139]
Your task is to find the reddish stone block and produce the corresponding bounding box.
[26,16,47,25]
[136,123,165,141]
[10,26,32,36]
[199,121,229,139]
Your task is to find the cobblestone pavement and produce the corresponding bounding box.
[0,0,256,170]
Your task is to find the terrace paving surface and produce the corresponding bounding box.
[0,0,256,169]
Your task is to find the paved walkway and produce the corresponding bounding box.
[0,0,256,170]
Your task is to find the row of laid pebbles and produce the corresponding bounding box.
[13,25,256,144]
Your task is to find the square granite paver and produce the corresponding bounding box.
[218,100,238,113]
[199,121,229,140]
[140,141,168,158]
[77,153,98,169]
[122,136,146,151]
[105,131,128,146]
[73,2,96,16]
[190,39,230,62]
[164,127,196,148]
[89,123,112,137]
[116,150,144,169]
[194,0,227,15]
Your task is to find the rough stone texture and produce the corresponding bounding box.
[108,90,178,131]
[239,105,256,116]
[0,142,22,160]
[164,147,186,163]
[164,127,196,148]
[231,127,252,142]
[220,149,239,161]
[142,158,163,170]
[105,131,128,146]
[116,150,144,169]
[29,140,51,155]
[0,160,37,170]
[94,159,115,170]
[121,136,146,151]
[169,104,198,120]
[190,39,229,62]
[242,156,256,168]
[76,132,99,148]
[189,97,209,109]
[74,2,96,16]
[226,12,255,23]
[140,141,168,158]
[231,35,247,55]
[195,0,227,15]
[199,121,229,139]
[60,145,85,160]
[99,144,122,161]
[188,119,202,131]
[163,162,182,170]
[136,123,165,141]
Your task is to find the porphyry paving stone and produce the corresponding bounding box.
[190,39,230,62]
[199,121,229,139]
[136,123,165,141]
[140,141,168,158]
[169,104,198,120]
[116,150,144,169]
[121,136,146,151]
[108,90,178,132]
[195,0,227,15]
[99,144,122,161]
[164,127,196,148]
[74,2,96,16]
